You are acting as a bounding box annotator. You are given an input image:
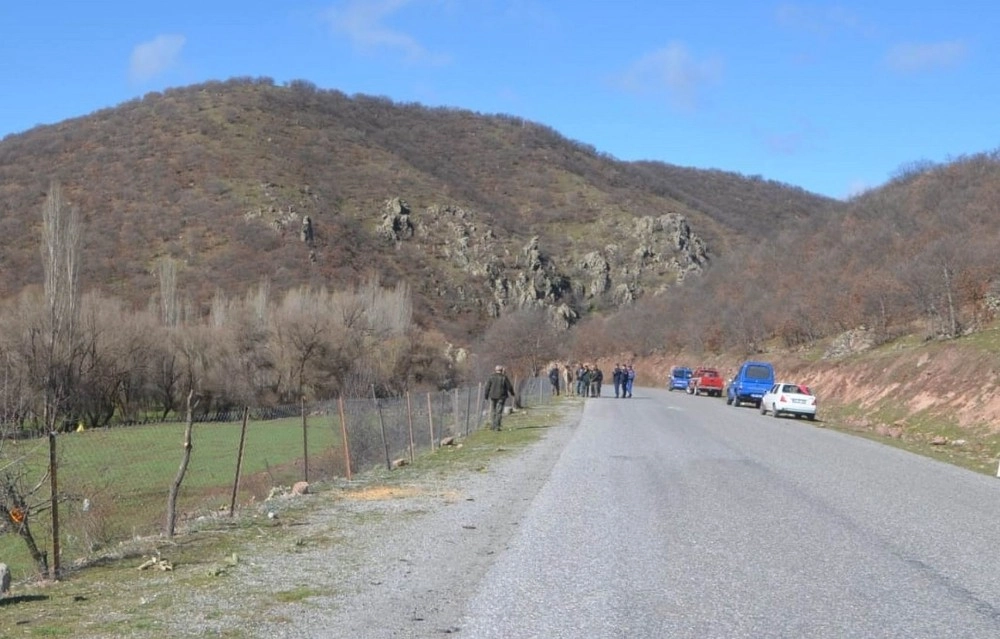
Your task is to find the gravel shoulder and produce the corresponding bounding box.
[158,401,582,638]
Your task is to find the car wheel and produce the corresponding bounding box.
[726,395,733,405]
[772,406,780,418]
[807,414,816,421]
[732,397,740,407]
[759,402,766,415]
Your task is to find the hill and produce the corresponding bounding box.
[0,77,840,341]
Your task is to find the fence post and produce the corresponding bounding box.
[427,392,435,450]
[228,406,250,517]
[48,432,60,579]
[301,395,309,483]
[406,391,415,463]
[453,389,459,436]
[372,385,392,471]
[337,397,352,481]
[465,386,472,437]
[476,382,484,430]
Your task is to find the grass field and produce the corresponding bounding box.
[0,414,344,581]
[0,397,571,639]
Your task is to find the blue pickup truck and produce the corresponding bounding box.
[726,361,775,408]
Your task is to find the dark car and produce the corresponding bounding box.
[668,367,693,391]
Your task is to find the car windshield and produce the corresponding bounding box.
[674,369,691,378]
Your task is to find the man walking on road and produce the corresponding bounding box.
[612,363,623,398]
[484,365,515,431]
[624,364,636,398]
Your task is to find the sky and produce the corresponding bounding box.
[2,1,997,200]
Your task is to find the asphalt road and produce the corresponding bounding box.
[459,386,1000,638]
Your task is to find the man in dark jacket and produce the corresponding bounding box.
[612,364,623,398]
[548,366,561,396]
[484,365,515,431]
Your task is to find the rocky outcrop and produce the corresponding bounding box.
[576,251,611,299]
[379,197,414,244]
[376,197,710,326]
[625,213,708,280]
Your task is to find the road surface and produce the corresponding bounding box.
[458,387,1000,638]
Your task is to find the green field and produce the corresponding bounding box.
[0,415,343,581]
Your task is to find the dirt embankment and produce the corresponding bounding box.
[636,331,1000,440]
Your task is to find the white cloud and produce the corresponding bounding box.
[129,34,186,83]
[884,40,968,73]
[618,42,723,112]
[324,0,448,65]
[775,3,874,37]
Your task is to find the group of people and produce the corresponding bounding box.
[490,360,641,433]
[546,362,636,399]
[613,363,636,398]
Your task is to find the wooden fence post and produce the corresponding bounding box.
[465,386,472,437]
[476,382,485,430]
[406,391,415,463]
[48,432,60,579]
[301,395,309,483]
[427,392,435,450]
[372,385,391,471]
[228,406,250,517]
[338,397,351,481]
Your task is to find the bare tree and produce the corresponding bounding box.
[0,183,80,577]
[476,307,562,406]
[165,390,198,537]
[39,180,82,429]
[157,257,180,328]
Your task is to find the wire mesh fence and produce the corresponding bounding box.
[0,375,553,581]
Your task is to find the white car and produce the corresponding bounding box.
[760,382,817,420]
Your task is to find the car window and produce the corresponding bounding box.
[782,384,799,393]
[745,365,772,380]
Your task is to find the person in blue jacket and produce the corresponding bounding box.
[624,364,636,398]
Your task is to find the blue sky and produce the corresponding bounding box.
[1,1,996,200]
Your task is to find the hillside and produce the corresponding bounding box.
[0,77,840,341]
